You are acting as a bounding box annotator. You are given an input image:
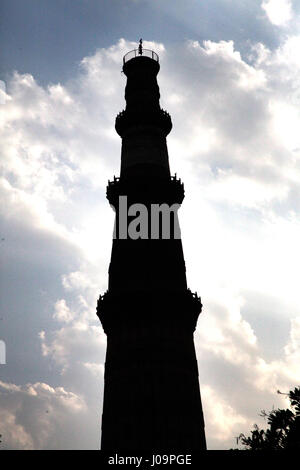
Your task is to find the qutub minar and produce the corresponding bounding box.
[97,40,206,450]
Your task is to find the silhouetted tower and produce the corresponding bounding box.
[97,41,206,450]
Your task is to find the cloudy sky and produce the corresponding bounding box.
[1,0,300,450]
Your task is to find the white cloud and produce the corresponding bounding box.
[40,321,106,371]
[53,299,74,323]
[262,0,293,26]
[0,381,86,449]
[202,385,249,444]
[83,362,105,377]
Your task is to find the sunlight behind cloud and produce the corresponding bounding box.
[270,100,300,150]
[262,0,293,26]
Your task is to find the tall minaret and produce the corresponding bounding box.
[97,41,206,450]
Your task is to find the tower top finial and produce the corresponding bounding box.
[123,40,159,65]
[138,38,143,55]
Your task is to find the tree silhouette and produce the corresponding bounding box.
[239,387,300,450]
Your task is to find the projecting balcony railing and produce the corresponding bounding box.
[97,288,202,333]
[123,49,159,64]
[115,108,172,136]
[106,174,184,206]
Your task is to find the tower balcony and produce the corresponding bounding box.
[97,288,202,335]
[115,108,172,137]
[106,174,185,207]
[122,49,160,78]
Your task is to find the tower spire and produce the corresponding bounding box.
[97,46,206,450]
[138,38,143,55]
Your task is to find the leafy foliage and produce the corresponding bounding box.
[239,387,300,450]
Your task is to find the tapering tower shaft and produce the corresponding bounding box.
[97,45,206,450]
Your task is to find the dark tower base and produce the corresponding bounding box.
[98,290,206,450]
